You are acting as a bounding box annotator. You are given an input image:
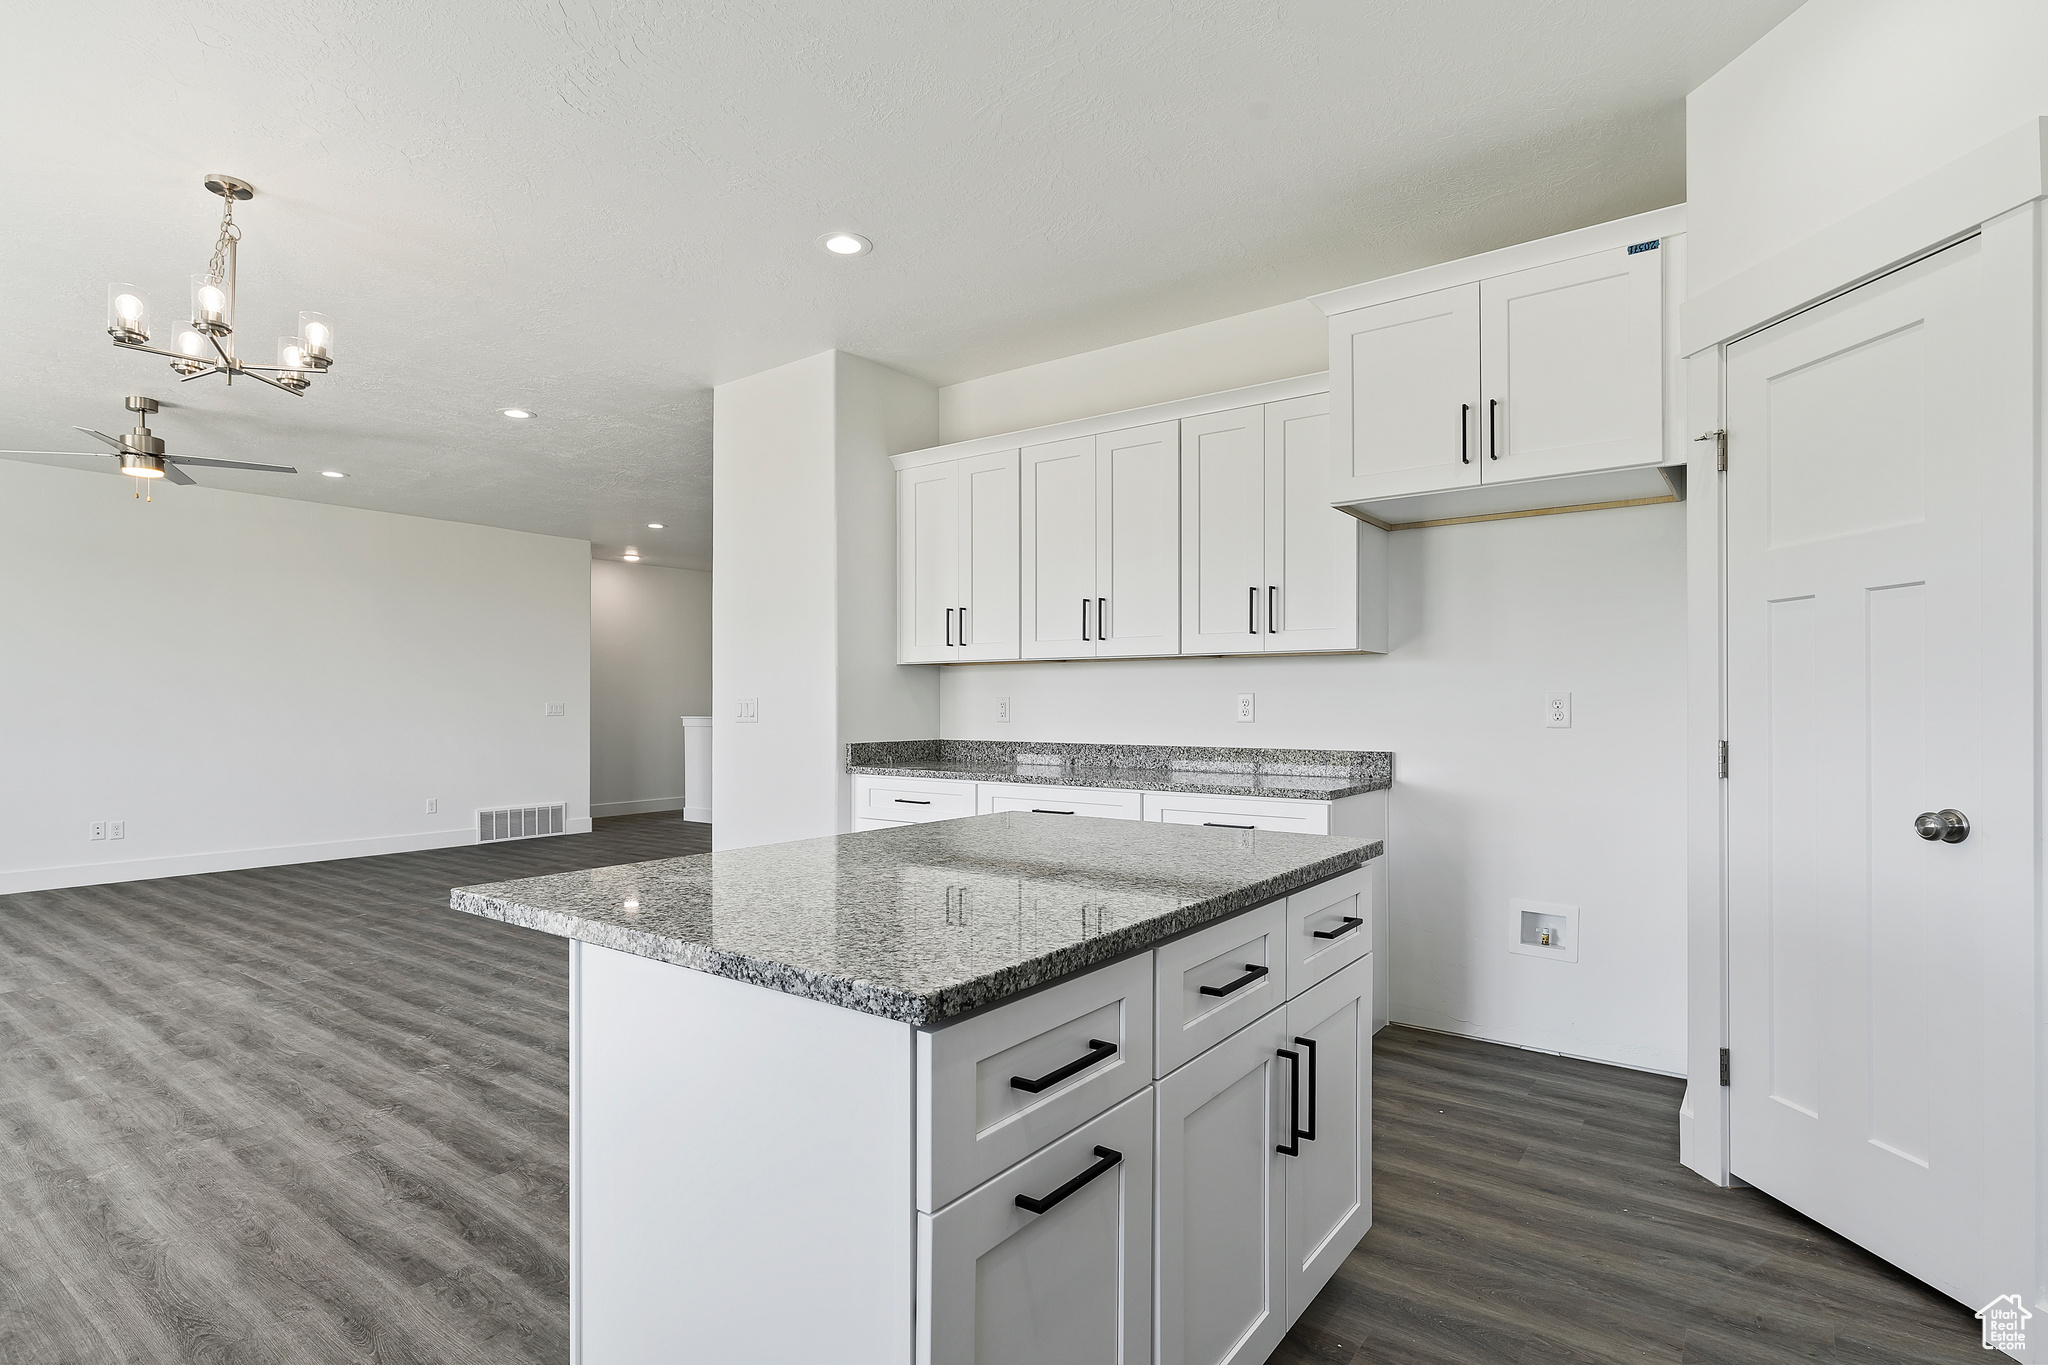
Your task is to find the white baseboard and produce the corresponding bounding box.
[684,806,711,823]
[1389,1009,1685,1078]
[591,796,688,818]
[2,816,598,896]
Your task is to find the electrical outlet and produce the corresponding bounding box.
[997,696,1011,724]
[109,821,125,840]
[545,701,566,717]
[1236,693,1255,723]
[737,698,759,723]
[89,821,106,841]
[426,798,439,815]
[1545,692,1572,728]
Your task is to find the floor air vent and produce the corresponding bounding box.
[478,803,567,843]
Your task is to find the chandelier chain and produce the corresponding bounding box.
[206,195,242,287]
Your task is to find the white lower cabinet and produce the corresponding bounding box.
[1283,955,1373,1319]
[917,1089,1155,1365]
[1156,1005,1293,1365]
[975,782,1144,820]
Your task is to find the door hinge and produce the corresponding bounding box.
[1718,740,1729,779]
[1696,428,1727,472]
[1719,1047,1730,1086]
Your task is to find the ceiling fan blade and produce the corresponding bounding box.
[162,463,197,486]
[73,428,126,451]
[162,455,298,474]
[0,449,117,458]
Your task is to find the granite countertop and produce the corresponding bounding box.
[845,739,1392,801]
[450,813,1381,1026]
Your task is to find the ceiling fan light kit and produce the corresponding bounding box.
[57,394,299,501]
[103,175,336,398]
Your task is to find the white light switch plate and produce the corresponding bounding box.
[545,701,566,717]
[737,699,759,723]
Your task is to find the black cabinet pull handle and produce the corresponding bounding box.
[893,798,932,805]
[1199,963,1269,997]
[1081,598,1090,641]
[1249,585,1257,634]
[1011,1038,1117,1093]
[1488,397,1499,460]
[1461,402,1470,464]
[1268,586,1277,633]
[1098,597,1107,639]
[1015,1145,1122,1215]
[1203,821,1255,830]
[1294,1035,1318,1141]
[960,606,968,644]
[945,607,954,647]
[1311,915,1364,940]
[1276,1049,1301,1156]
[1031,808,1076,815]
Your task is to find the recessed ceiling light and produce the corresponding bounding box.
[623,548,641,561]
[647,522,664,529]
[320,470,346,478]
[502,408,535,419]
[819,232,872,256]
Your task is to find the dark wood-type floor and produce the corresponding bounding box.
[0,811,1982,1363]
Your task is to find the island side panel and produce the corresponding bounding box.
[572,940,914,1365]
[1331,791,1390,1032]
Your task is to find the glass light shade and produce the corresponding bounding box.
[177,329,207,357]
[107,284,149,342]
[191,275,230,333]
[275,337,312,390]
[297,311,333,364]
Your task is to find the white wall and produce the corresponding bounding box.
[590,559,711,817]
[712,350,938,851]
[0,459,592,894]
[1687,0,2048,294]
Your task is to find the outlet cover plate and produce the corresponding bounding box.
[1545,692,1572,728]
[1236,693,1255,723]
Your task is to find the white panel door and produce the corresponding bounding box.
[1096,421,1180,657]
[1726,231,2024,1311]
[1327,283,1480,503]
[1181,405,1268,655]
[917,1088,1153,1365]
[957,450,1021,662]
[1479,243,1662,483]
[1283,954,1371,1325]
[1156,1005,1289,1365]
[1021,435,1099,659]
[898,462,960,663]
[1263,393,1358,653]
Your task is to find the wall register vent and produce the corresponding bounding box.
[478,803,567,843]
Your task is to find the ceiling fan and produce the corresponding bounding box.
[1,396,297,499]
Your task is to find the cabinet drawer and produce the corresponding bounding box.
[916,1087,1153,1365]
[1142,791,1331,834]
[917,953,1154,1212]
[1153,900,1287,1077]
[1286,868,1371,997]
[976,782,1143,820]
[853,774,976,824]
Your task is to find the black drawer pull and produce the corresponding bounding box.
[1202,821,1254,830]
[1199,963,1269,998]
[893,798,932,805]
[1311,916,1364,940]
[1294,1035,1318,1141]
[1011,1038,1117,1093]
[1015,1145,1122,1215]
[1276,1049,1301,1156]
[945,607,954,647]
[1031,808,1076,815]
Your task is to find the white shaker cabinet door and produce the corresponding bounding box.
[898,461,961,663]
[917,1088,1154,1365]
[1283,954,1373,1325]
[1181,404,1268,655]
[1328,282,1480,504]
[1479,242,1662,484]
[1095,421,1180,658]
[1265,392,1374,653]
[956,449,1021,662]
[1020,435,1099,659]
[1156,1005,1290,1365]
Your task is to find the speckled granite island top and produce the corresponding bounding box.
[846,739,1391,800]
[450,813,1381,1026]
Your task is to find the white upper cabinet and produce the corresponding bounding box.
[1021,423,1180,660]
[897,450,1019,664]
[1021,435,1101,659]
[1329,283,1480,503]
[1181,405,1268,655]
[1314,208,1683,525]
[1479,246,1662,484]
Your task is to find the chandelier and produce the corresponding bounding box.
[104,175,335,397]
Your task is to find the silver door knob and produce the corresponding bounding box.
[1914,809,1970,843]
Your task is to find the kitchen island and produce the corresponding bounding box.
[452,812,1382,1365]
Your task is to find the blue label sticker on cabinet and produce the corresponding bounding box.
[1627,239,1660,254]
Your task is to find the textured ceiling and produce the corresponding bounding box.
[0,0,1799,571]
